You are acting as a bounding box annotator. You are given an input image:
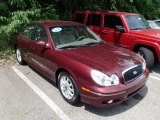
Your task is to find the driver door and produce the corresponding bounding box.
[30,25,54,77]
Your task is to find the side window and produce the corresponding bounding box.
[75,13,85,23]
[104,15,123,28]
[21,25,35,40]
[34,25,48,42]
[87,14,101,26]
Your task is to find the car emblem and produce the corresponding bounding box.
[133,70,138,75]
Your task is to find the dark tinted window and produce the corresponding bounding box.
[87,14,101,26]
[34,25,48,42]
[22,25,35,40]
[104,15,123,28]
[75,13,85,23]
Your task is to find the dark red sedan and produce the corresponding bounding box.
[14,21,149,107]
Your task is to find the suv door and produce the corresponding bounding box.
[101,15,127,46]
[86,14,102,35]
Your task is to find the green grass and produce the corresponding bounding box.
[0,48,15,65]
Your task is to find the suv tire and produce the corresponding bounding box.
[137,47,154,69]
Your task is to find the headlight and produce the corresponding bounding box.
[91,70,119,86]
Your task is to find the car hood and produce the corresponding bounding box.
[58,43,143,76]
[131,29,160,39]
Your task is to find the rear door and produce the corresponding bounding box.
[86,14,102,35]
[19,24,36,62]
[29,24,54,77]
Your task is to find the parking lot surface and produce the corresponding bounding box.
[0,63,160,120]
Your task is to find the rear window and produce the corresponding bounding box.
[21,25,35,41]
[104,15,123,28]
[75,13,85,23]
[87,14,101,26]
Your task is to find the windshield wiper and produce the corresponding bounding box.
[58,45,83,49]
[58,41,103,49]
[81,41,104,46]
[131,28,144,30]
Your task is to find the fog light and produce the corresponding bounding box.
[108,100,114,104]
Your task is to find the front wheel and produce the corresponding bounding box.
[137,47,154,69]
[16,48,26,65]
[58,72,80,105]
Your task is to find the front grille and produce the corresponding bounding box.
[123,65,143,83]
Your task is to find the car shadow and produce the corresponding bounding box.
[28,65,148,116]
[151,63,160,74]
[82,85,148,117]
[28,65,57,87]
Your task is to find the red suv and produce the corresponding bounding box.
[73,11,160,68]
[14,21,149,108]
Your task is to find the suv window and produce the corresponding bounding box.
[75,13,85,23]
[87,14,101,26]
[125,15,150,30]
[104,15,123,28]
[34,25,48,42]
[22,25,35,40]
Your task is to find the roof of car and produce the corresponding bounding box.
[148,20,160,22]
[75,11,139,16]
[107,11,139,15]
[31,21,84,27]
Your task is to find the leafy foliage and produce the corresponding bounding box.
[0,0,58,54]
[0,0,160,54]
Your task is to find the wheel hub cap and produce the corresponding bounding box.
[60,76,74,100]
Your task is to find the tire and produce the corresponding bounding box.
[137,47,154,69]
[58,72,80,105]
[16,48,26,65]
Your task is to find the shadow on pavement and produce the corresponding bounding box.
[151,63,160,74]
[28,65,57,87]
[28,65,148,116]
[83,85,148,117]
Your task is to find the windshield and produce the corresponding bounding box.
[149,21,160,28]
[49,25,103,49]
[125,15,151,30]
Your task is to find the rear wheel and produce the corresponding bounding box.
[58,72,80,105]
[137,47,154,69]
[16,48,26,65]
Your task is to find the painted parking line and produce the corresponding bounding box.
[149,75,160,81]
[12,66,71,120]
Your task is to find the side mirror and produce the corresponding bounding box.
[115,26,126,33]
[36,41,50,49]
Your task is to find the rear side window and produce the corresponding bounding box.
[87,14,101,26]
[104,15,123,28]
[21,25,35,41]
[34,25,48,42]
[75,13,85,23]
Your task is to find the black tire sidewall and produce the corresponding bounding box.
[138,47,154,69]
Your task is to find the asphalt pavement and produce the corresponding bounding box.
[0,62,160,120]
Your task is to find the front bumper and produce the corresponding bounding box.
[80,69,149,108]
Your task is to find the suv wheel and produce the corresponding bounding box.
[58,72,80,105]
[137,47,154,69]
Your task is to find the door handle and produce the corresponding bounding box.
[102,31,108,34]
